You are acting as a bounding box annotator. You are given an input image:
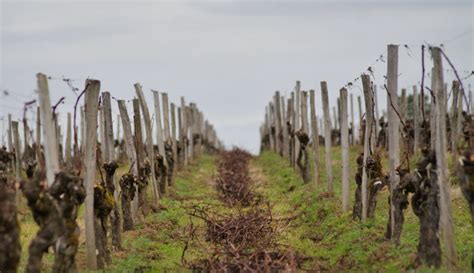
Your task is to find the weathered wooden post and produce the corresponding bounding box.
[7,114,16,170]
[117,100,139,222]
[374,84,380,132]
[152,91,168,170]
[309,90,320,185]
[350,93,355,146]
[357,96,363,144]
[188,105,195,161]
[432,47,457,267]
[269,102,276,152]
[430,68,437,150]
[333,106,338,132]
[53,114,61,165]
[299,91,310,182]
[413,86,420,152]
[7,114,13,157]
[281,97,290,160]
[98,106,105,163]
[274,92,283,156]
[83,79,101,270]
[101,91,122,249]
[162,93,171,143]
[170,103,178,175]
[135,84,160,204]
[321,81,333,193]
[133,98,147,216]
[289,93,295,167]
[65,112,72,167]
[11,121,21,181]
[36,73,60,186]
[386,44,400,236]
[340,88,350,212]
[22,114,30,159]
[80,106,85,154]
[361,74,376,221]
[294,81,301,168]
[177,107,183,165]
[401,88,407,124]
[35,107,43,168]
[180,97,188,168]
[451,81,463,167]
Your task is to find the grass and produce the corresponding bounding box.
[105,154,220,272]
[254,147,474,272]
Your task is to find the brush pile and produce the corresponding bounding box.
[187,149,299,272]
[215,149,254,206]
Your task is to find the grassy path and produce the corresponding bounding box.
[107,154,220,272]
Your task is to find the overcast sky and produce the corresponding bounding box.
[1,0,473,153]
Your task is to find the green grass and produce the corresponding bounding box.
[105,154,219,272]
[254,148,473,272]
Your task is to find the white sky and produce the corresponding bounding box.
[1,0,473,153]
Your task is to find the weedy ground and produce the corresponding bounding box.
[17,148,473,272]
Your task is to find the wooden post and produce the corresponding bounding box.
[80,106,85,154]
[269,102,276,152]
[12,121,21,181]
[361,74,376,221]
[455,84,463,153]
[98,106,105,163]
[152,91,168,169]
[281,97,290,160]
[286,96,293,165]
[300,91,310,182]
[22,114,30,157]
[36,73,60,186]
[65,112,72,167]
[340,88,350,212]
[170,103,178,174]
[83,79,101,270]
[401,88,407,123]
[309,90,320,185]
[101,91,122,248]
[53,114,61,166]
[430,68,437,150]
[386,44,400,235]
[7,114,13,154]
[450,81,459,156]
[413,86,420,152]
[357,96,363,144]
[374,84,380,131]
[117,100,139,219]
[294,81,301,167]
[162,93,171,142]
[321,81,333,193]
[133,98,146,215]
[290,93,296,167]
[467,84,474,114]
[274,92,283,156]
[135,84,160,204]
[35,107,43,168]
[188,105,194,161]
[332,106,338,131]
[350,93,355,146]
[180,97,188,168]
[177,107,183,167]
[102,93,114,164]
[116,114,121,142]
[432,47,457,267]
